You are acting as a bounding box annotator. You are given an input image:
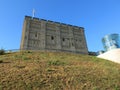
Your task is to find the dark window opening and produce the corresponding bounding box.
[51,36,54,40]
[35,33,37,37]
[72,43,74,46]
[63,38,65,41]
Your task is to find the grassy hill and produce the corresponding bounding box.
[0,51,120,90]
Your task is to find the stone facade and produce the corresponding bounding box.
[20,16,88,54]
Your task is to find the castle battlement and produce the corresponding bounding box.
[25,16,84,30]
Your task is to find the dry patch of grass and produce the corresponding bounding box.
[0,51,120,90]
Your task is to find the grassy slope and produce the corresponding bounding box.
[0,51,120,90]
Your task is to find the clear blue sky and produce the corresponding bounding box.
[0,0,120,52]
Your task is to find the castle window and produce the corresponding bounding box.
[63,38,65,41]
[72,43,74,46]
[51,36,54,40]
[35,33,37,37]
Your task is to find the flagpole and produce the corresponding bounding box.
[32,9,35,18]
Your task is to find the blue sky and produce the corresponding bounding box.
[0,0,120,51]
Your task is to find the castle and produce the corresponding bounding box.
[20,16,88,54]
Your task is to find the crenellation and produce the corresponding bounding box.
[54,21,61,24]
[33,17,39,21]
[68,24,73,27]
[40,19,47,21]
[48,20,54,23]
[25,16,32,19]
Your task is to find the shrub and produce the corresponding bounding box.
[27,51,32,53]
[0,49,5,55]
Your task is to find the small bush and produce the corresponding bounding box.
[0,49,5,55]
[27,51,32,53]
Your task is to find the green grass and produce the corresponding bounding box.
[0,51,120,90]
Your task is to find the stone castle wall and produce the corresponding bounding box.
[20,16,88,54]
